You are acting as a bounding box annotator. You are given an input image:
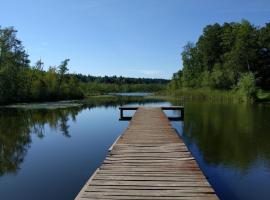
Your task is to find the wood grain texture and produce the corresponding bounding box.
[75,107,219,200]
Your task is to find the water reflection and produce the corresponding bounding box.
[0,96,164,176]
[1,96,270,200]
[178,102,270,172]
[0,107,82,175]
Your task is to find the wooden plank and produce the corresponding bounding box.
[119,106,184,120]
[75,107,218,200]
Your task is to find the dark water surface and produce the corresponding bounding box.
[0,97,270,200]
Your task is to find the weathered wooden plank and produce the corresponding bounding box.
[78,196,217,200]
[75,107,218,200]
[89,180,211,187]
[86,185,214,191]
[96,172,205,176]
[92,176,207,181]
[82,191,216,197]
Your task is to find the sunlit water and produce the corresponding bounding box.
[0,96,270,200]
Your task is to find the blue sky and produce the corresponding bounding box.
[1,0,269,79]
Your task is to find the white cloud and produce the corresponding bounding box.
[128,69,164,78]
[41,42,48,46]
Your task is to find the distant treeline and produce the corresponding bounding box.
[72,74,169,95]
[73,74,169,84]
[81,82,166,95]
[169,20,270,100]
[0,26,168,105]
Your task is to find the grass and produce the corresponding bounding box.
[167,88,253,103]
[167,87,270,103]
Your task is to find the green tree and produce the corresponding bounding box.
[181,42,202,87]
[57,59,70,97]
[0,26,30,104]
[237,72,257,99]
[257,23,270,89]
[170,20,270,97]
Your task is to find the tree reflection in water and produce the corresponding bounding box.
[171,99,270,172]
[0,96,164,176]
[0,107,81,175]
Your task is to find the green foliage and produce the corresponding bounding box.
[237,72,257,99]
[83,82,166,96]
[0,26,167,105]
[208,63,235,89]
[181,42,202,87]
[168,88,244,102]
[74,74,169,85]
[0,26,30,103]
[0,26,83,104]
[170,20,270,100]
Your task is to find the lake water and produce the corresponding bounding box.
[0,96,270,200]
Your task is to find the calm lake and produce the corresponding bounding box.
[0,95,270,200]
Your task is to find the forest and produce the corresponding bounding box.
[2,20,270,105]
[169,20,270,100]
[0,26,168,105]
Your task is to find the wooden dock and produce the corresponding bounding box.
[75,107,218,200]
[119,106,184,120]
